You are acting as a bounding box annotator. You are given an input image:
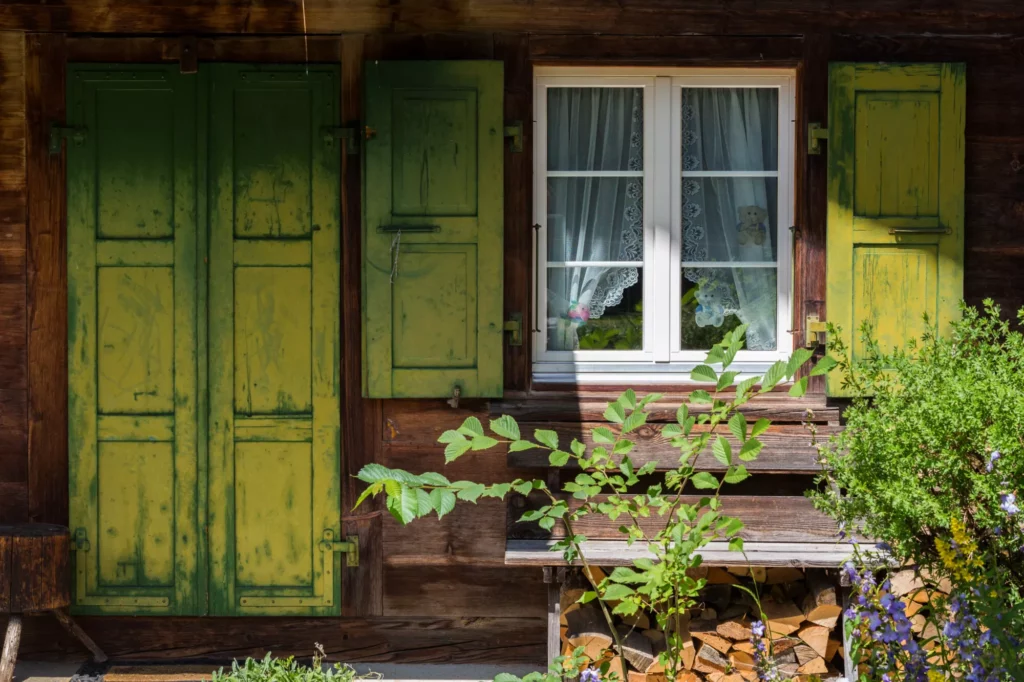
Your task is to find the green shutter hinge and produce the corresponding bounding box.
[73,527,91,552]
[805,314,828,348]
[504,121,524,153]
[321,126,361,155]
[808,123,828,155]
[504,312,523,347]
[49,124,87,155]
[320,529,359,567]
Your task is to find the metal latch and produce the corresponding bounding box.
[49,124,86,155]
[321,126,361,154]
[504,121,524,153]
[320,529,359,567]
[808,123,828,155]
[805,314,828,348]
[504,312,523,346]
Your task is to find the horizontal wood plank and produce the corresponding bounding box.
[508,494,844,544]
[384,566,545,617]
[507,423,834,473]
[530,35,803,64]
[505,539,878,568]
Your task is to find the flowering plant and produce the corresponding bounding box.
[812,301,1024,680]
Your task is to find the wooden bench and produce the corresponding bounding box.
[1,524,107,682]
[500,395,866,678]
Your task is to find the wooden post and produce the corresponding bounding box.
[53,609,107,663]
[543,567,561,670]
[0,615,21,682]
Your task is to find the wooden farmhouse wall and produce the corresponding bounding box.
[0,0,1023,664]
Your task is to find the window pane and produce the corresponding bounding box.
[548,88,644,172]
[548,267,642,351]
[548,177,643,262]
[681,268,777,351]
[682,177,778,263]
[681,88,778,172]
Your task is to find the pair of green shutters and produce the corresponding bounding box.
[68,60,505,615]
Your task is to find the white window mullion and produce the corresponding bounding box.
[640,79,658,359]
[533,80,549,358]
[669,83,683,356]
[651,76,672,363]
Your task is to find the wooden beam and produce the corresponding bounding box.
[508,494,845,543]
[530,35,803,65]
[25,33,67,525]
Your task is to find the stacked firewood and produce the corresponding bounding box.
[560,566,846,682]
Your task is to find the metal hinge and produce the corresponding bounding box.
[805,313,828,348]
[808,122,828,155]
[321,126,361,155]
[504,312,523,346]
[504,121,524,153]
[320,529,359,567]
[49,124,86,155]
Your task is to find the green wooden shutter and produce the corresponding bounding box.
[206,65,343,615]
[825,63,966,396]
[68,66,201,614]
[363,61,504,399]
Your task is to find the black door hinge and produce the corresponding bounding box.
[49,124,87,156]
[321,126,361,155]
[504,121,524,153]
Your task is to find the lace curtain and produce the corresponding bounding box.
[546,88,644,351]
[681,88,779,351]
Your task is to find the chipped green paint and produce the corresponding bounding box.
[207,64,341,616]
[363,61,504,399]
[69,64,342,617]
[826,63,966,397]
[68,65,200,614]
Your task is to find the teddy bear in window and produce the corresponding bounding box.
[736,205,770,262]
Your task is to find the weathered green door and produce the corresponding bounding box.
[67,66,201,614]
[68,64,342,616]
[206,65,342,615]
[825,63,966,396]
[363,61,504,399]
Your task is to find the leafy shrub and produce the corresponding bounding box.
[812,301,1024,680]
[211,646,369,682]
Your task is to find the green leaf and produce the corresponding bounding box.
[618,389,637,410]
[419,472,451,486]
[608,566,646,584]
[416,488,435,516]
[549,450,570,466]
[716,371,739,391]
[538,516,556,531]
[399,486,420,524]
[613,439,635,455]
[712,436,732,466]
[739,439,763,461]
[534,429,559,450]
[602,583,635,600]
[353,481,382,510]
[509,440,539,452]
[729,537,745,552]
[482,483,512,499]
[786,347,814,378]
[724,465,750,484]
[592,426,616,444]
[661,424,682,439]
[494,674,522,682]
[437,429,465,444]
[676,403,689,425]
[458,416,485,438]
[622,409,647,434]
[357,462,396,484]
[690,364,718,384]
[728,413,747,442]
[512,480,533,496]
[788,376,809,398]
[570,439,586,457]
[751,418,770,438]
[579,591,598,604]
[489,415,520,441]
[689,390,712,404]
[810,355,839,376]
[735,376,758,397]
[761,361,787,391]
[604,401,626,424]
[455,483,486,503]
[444,440,472,462]
[471,435,499,451]
[691,472,718,489]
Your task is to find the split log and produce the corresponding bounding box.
[690,621,733,654]
[694,643,730,674]
[565,605,614,661]
[618,629,656,672]
[825,638,841,661]
[716,618,751,641]
[793,643,819,667]
[797,656,828,675]
[620,611,651,630]
[761,600,804,636]
[797,624,830,658]
[889,569,923,597]
[771,636,800,654]
[765,567,804,584]
[803,569,842,629]
[706,568,740,584]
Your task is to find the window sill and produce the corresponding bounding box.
[532,358,789,386]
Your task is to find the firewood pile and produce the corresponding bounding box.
[560,566,846,682]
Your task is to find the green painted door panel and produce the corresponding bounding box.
[68,65,200,615]
[825,63,965,397]
[207,65,342,616]
[363,61,503,399]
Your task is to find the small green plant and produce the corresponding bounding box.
[355,326,830,680]
[211,645,372,682]
[812,300,1024,680]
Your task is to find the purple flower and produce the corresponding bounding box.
[580,668,599,682]
[986,451,1001,472]
[1001,492,1019,516]
[750,620,765,637]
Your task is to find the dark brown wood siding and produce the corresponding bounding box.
[0,7,1022,663]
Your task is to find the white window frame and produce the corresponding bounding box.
[532,67,796,384]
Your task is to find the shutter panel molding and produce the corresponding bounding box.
[363,61,504,399]
[825,62,966,397]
